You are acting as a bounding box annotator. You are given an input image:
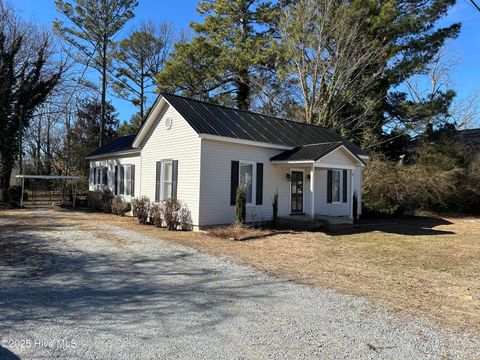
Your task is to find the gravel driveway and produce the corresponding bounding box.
[0,208,479,360]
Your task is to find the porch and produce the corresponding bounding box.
[270,142,365,224]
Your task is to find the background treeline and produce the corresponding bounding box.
[1,0,479,215]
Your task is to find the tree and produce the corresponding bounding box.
[112,21,174,120]
[350,0,460,148]
[70,99,119,175]
[279,0,386,139]
[157,0,280,110]
[0,2,61,201]
[116,112,142,136]
[54,0,138,147]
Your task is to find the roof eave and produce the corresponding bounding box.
[86,149,140,160]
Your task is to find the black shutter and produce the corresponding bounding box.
[327,170,332,203]
[102,167,107,186]
[230,161,239,206]
[155,161,161,202]
[342,170,348,203]
[120,166,125,195]
[93,168,97,185]
[131,165,135,197]
[256,162,263,205]
[172,160,178,199]
[114,166,118,195]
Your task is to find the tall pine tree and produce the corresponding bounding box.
[157,0,280,110]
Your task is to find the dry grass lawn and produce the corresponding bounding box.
[2,207,479,336]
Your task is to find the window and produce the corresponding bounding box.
[93,167,107,186]
[115,164,135,196]
[155,160,178,202]
[331,170,341,203]
[161,160,173,201]
[239,161,254,204]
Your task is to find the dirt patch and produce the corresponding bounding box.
[208,224,293,241]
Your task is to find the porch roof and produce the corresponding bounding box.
[270,142,365,164]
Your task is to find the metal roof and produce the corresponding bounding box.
[270,142,343,162]
[161,93,368,157]
[87,94,369,159]
[86,134,137,158]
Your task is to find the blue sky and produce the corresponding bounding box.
[14,0,480,123]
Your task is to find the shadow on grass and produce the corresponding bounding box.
[333,215,455,236]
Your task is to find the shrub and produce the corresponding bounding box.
[111,196,129,216]
[352,191,358,221]
[150,202,164,228]
[236,186,246,224]
[132,196,150,224]
[100,189,114,213]
[179,203,193,231]
[272,190,279,225]
[164,198,182,230]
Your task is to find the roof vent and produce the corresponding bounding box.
[164,117,172,130]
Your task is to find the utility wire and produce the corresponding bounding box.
[468,0,480,12]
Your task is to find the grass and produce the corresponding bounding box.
[2,207,479,335]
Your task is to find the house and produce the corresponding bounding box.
[86,93,369,229]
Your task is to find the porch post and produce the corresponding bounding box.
[350,169,354,219]
[310,165,315,219]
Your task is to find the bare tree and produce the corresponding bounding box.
[279,0,386,141]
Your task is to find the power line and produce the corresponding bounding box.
[467,0,480,12]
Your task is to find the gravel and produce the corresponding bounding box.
[0,208,479,360]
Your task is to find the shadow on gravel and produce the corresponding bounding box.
[0,218,276,336]
[0,346,20,360]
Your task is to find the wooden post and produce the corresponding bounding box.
[20,177,25,208]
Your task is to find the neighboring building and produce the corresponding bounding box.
[86,93,369,229]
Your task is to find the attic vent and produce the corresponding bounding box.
[164,117,172,130]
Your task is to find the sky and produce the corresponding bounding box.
[12,0,480,124]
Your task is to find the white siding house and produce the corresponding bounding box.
[87,93,369,228]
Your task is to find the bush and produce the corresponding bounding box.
[363,153,461,215]
[132,196,150,224]
[272,190,278,225]
[164,198,182,230]
[236,186,246,224]
[150,202,164,228]
[352,191,358,221]
[111,196,130,216]
[100,189,114,213]
[179,203,193,231]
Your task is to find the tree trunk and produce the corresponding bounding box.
[0,152,14,203]
[236,68,250,111]
[100,41,107,147]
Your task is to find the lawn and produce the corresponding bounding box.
[94,212,480,335]
[4,207,480,336]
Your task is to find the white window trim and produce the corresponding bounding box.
[118,164,134,198]
[238,160,256,206]
[159,160,173,201]
[289,168,305,214]
[94,166,108,190]
[331,169,343,205]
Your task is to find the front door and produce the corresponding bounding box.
[290,171,304,213]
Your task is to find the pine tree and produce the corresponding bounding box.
[157,0,280,110]
[54,0,138,147]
